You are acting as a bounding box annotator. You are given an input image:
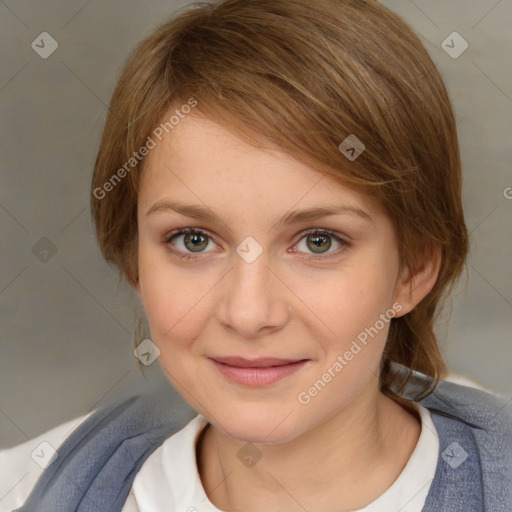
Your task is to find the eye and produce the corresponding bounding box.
[163,227,349,262]
[164,227,217,261]
[292,229,348,260]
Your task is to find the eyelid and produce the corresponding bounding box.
[164,227,346,247]
[163,226,350,260]
[164,227,220,250]
[290,228,349,258]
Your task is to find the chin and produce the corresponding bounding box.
[210,408,305,445]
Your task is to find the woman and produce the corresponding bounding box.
[3,0,511,510]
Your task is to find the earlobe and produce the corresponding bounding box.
[393,245,442,317]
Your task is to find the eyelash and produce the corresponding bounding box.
[163,227,349,262]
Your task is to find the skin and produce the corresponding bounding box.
[135,113,441,511]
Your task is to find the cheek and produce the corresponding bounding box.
[295,271,396,412]
[298,261,398,390]
[301,261,396,336]
[137,247,209,349]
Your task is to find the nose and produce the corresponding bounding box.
[216,245,289,338]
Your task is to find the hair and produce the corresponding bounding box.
[90,0,469,403]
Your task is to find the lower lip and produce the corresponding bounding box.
[210,359,309,387]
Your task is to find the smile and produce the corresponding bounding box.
[208,357,310,387]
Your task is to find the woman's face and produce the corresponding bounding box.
[136,114,412,444]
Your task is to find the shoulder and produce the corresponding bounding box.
[0,412,94,512]
[15,382,197,512]
[0,383,175,512]
[419,379,512,511]
[419,379,512,461]
[419,378,512,435]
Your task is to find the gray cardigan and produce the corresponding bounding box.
[15,377,512,512]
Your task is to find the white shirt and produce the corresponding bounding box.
[0,403,438,512]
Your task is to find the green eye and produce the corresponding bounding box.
[164,227,349,262]
[164,228,215,261]
[293,229,348,259]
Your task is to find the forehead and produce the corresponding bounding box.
[139,113,380,220]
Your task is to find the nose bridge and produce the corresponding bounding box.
[219,235,287,334]
[231,235,271,301]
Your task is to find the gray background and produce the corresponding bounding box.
[0,0,511,449]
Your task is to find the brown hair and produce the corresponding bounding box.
[91,0,469,401]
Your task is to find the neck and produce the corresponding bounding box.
[196,387,421,512]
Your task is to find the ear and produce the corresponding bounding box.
[393,244,442,317]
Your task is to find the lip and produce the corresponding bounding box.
[209,356,309,387]
[211,356,305,368]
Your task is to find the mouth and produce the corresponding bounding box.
[210,356,308,367]
[208,356,310,387]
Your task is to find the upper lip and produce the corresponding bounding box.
[210,356,307,368]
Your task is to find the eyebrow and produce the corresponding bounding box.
[146,200,372,227]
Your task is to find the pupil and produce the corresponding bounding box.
[308,234,331,253]
[185,233,207,252]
